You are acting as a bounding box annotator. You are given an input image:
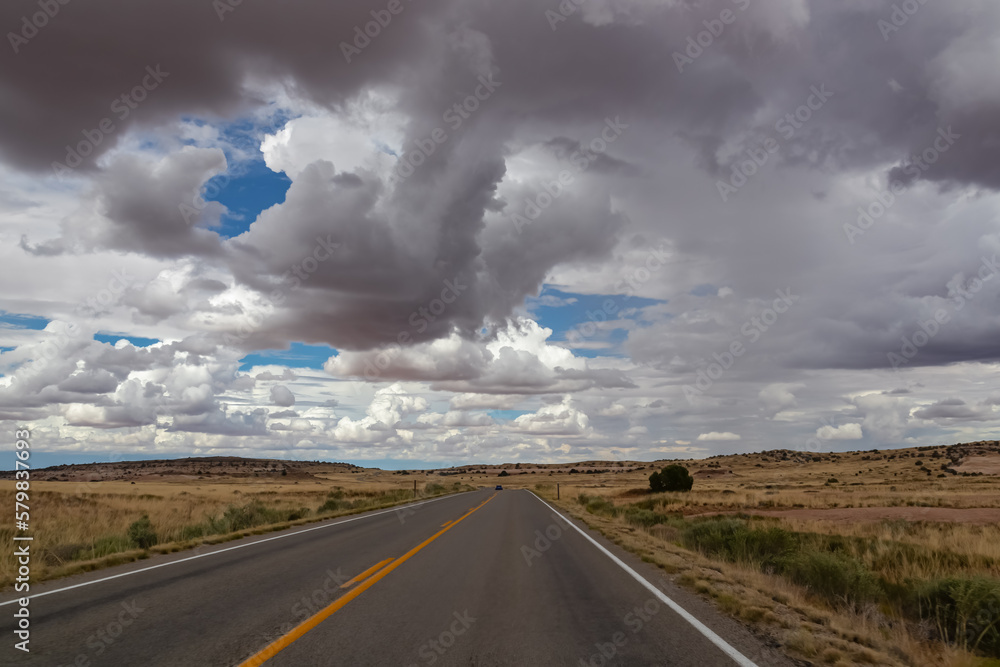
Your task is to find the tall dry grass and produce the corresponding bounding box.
[0,479,468,587]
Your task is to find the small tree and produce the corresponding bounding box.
[649,464,693,492]
[649,470,665,492]
[128,515,158,549]
[498,470,509,477]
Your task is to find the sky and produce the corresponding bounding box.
[1,0,999,469]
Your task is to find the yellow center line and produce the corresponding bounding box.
[440,520,454,528]
[339,558,394,589]
[238,493,497,667]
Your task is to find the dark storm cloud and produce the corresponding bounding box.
[2,0,1000,454]
[913,398,993,421]
[0,0,460,172]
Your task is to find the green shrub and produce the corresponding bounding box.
[127,515,158,549]
[286,507,309,521]
[585,497,617,516]
[178,523,207,541]
[650,464,693,492]
[649,471,663,492]
[424,483,445,495]
[783,551,882,609]
[915,577,1000,657]
[681,518,797,570]
[76,535,133,560]
[622,507,666,528]
[318,497,353,513]
[208,500,289,533]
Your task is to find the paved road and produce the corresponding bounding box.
[1,489,793,666]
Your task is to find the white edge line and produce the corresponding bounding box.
[0,491,472,607]
[530,492,759,667]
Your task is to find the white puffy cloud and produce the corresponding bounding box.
[696,432,741,441]
[270,385,296,407]
[512,396,591,436]
[816,423,863,440]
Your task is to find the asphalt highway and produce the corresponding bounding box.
[1,489,794,666]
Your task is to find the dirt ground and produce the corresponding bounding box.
[954,454,1000,475]
[690,506,1000,524]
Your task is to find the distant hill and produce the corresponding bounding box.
[3,441,997,482]
[0,456,361,482]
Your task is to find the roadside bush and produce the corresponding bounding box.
[209,500,288,533]
[77,535,133,560]
[424,483,445,495]
[622,507,666,528]
[650,464,694,492]
[179,524,207,541]
[286,507,309,521]
[915,577,1000,657]
[127,515,158,549]
[585,497,617,516]
[682,518,796,570]
[783,551,882,609]
[318,497,354,513]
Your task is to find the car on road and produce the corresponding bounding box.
[495,485,503,490]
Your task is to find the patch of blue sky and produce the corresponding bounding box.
[239,342,337,371]
[94,333,160,347]
[485,409,530,421]
[180,113,296,238]
[0,312,50,330]
[528,286,662,355]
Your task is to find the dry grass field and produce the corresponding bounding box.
[3,442,999,666]
[0,461,474,589]
[498,441,1000,667]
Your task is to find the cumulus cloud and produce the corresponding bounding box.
[696,432,741,442]
[269,385,296,407]
[324,319,633,394]
[1,0,1000,464]
[816,423,863,440]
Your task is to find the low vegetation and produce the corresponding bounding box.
[0,478,469,587]
[649,464,694,492]
[559,482,1000,665]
